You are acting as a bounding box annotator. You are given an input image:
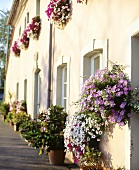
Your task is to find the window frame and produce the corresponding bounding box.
[61,66,67,110]
[90,52,102,76]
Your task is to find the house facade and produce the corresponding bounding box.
[6,0,139,169]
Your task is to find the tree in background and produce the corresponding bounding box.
[0,10,12,87]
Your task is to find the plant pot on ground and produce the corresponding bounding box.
[23,105,67,165]
[13,111,30,131]
[0,101,9,121]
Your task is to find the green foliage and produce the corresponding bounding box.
[20,105,67,154]
[6,111,14,122]
[0,101,9,116]
[19,120,41,145]
[12,111,30,125]
[81,146,101,167]
[130,86,139,113]
[0,10,12,86]
[38,104,67,134]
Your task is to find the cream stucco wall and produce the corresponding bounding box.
[6,0,139,169]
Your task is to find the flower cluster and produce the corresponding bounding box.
[19,30,29,49]
[45,0,71,29]
[9,100,27,114]
[20,105,67,154]
[64,64,132,166]
[79,65,131,126]
[11,41,20,57]
[64,112,104,165]
[27,16,41,40]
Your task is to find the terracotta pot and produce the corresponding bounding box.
[48,150,65,165]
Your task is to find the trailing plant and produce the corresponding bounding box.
[64,111,104,166]
[11,41,20,57]
[19,30,29,49]
[45,0,72,29]
[79,64,131,126]
[64,64,133,167]
[27,16,41,39]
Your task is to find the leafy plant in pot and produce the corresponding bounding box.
[38,104,68,165]
[20,105,67,164]
[0,101,10,121]
[13,111,30,131]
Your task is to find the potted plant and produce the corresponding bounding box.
[27,16,41,40]
[7,100,28,130]
[22,104,67,164]
[45,0,72,29]
[6,111,14,126]
[64,64,133,169]
[0,101,9,121]
[19,30,30,49]
[19,119,41,142]
[64,111,104,169]
[11,40,20,57]
[13,111,30,131]
[38,104,67,164]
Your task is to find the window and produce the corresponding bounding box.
[91,53,101,75]
[83,52,102,82]
[24,79,27,101]
[62,66,67,110]
[16,82,19,100]
[56,64,67,111]
[36,0,40,16]
[34,70,41,116]
[19,26,21,36]
[24,17,26,30]
[27,12,29,23]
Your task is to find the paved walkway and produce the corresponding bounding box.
[0,116,80,170]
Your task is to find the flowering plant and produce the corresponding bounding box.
[64,111,104,166]
[12,111,30,125]
[7,100,27,124]
[11,41,20,57]
[79,65,131,126]
[20,105,67,154]
[64,64,132,166]
[45,0,71,29]
[27,16,41,40]
[38,104,67,153]
[19,30,29,49]
[9,100,27,114]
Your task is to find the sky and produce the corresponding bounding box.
[0,0,13,12]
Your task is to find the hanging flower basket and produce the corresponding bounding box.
[64,111,104,166]
[27,16,41,40]
[11,41,20,57]
[19,30,30,49]
[64,64,134,167]
[45,0,72,29]
[79,64,131,126]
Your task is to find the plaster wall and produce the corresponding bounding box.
[6,0,139,168]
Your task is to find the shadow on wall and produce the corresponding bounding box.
[100,124,126,170]
[100,124,115,169]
